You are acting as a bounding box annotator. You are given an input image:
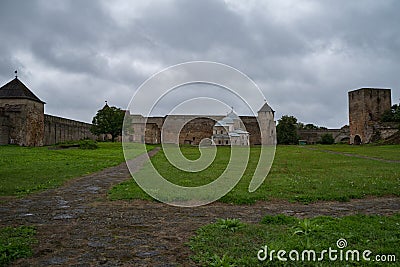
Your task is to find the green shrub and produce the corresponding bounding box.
[216,218,245,232]
[320,133,335,144]
[78,139,98,149]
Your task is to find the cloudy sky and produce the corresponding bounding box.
[0,0,399,128]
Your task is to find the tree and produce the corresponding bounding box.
[320,133,335,144]
[90,104,125,141]
[297,122,327,130]
[381,104,400,122]
[276,115,299,144]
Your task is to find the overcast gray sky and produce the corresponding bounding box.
[0,0,399,128]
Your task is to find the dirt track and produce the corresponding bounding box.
[1,148,399,266]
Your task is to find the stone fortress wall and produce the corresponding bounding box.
[43,114,95,146]
[297,127,350,144]
[1,76,397,147]
[129,103,276,146]
[0,77,95,146]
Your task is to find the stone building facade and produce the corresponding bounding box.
[348,88,392,144]
[128,102,276,146]
[0,77,95,146]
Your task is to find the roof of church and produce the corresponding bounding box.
[226,110,239,119]
[0,77,45,103]
[258,102,274,112]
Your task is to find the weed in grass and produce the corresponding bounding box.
[293,218,320,248]
[261,214,298,225]
[189,214,400,266]
[217,218,245,232]
[209,254,236,267]
[0,226,36,266]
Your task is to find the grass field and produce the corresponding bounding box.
[0,226,36,266]
[109,145,400,204]
[0,143,152,196]
[189,214,400,266]
[310,144,400,161]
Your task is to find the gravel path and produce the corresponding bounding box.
[1,148,399,266]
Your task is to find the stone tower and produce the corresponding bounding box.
[0,77,45,146]
[348,88,391,144]
[257,102,276,145]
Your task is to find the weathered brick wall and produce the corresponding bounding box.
[298,128,350,144]
[161,115,222,144]
[0,99,44,146]
[376,122,399,140]
[0,108,9,145]
[129,114,269,145]
[240,116,262,145]
[44,114,95,145]
[178,117,218,145]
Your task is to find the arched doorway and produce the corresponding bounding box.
[354,135,361,145]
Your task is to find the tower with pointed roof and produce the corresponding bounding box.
[0,76,45,146]
[258,101,276,145]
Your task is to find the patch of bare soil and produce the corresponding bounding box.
[1,148,399,266]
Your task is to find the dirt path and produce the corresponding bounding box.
[1,148,399,266]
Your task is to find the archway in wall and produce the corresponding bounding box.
[340,137,350,144]
[354,135,361,145]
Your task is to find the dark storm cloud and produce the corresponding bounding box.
[0,0,399,126]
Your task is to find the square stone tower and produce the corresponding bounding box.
[348,88,391,144]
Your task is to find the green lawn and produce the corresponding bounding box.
[310,144,400,161]
[0,143,153,196]
[0,226,36,266]
[189,214,400,266]
[109,145,400,204]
